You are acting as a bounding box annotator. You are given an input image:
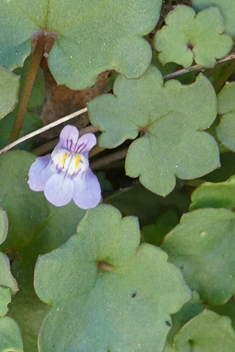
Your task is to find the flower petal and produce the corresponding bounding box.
[75,133,97,158]
[28,155,53,191]
[44,173,74,207]
[54,125,79,152]
[73,168,101,209]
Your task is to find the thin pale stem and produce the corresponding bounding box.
[163,53,235,81]
[0,107,91,155]
[8,36,46,144]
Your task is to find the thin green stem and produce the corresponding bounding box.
[8,36,46,143]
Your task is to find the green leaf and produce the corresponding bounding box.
[167,291,204,344]
[190,174,235,210]
[143,210,179,246]
[0,0,162,90]
[13,56,45,111]
[217,82,235,152]
[35,204,191,352]
[0,66,19,120]
[154,5,233,68]
[208,297,235,329]
[0,56,45,150]
[104,182,190,227]
[174,310,235,352]
[0,287,11,317]
[0,111,43,150]
[0,316,23,352]
[0,206,8,245]
[0,151,85,352]
[193,0,235,37]
[89,65,220,196]
[161,208,235,305]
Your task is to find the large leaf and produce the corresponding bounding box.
[89,65,220,196]
[0,66,19,120]
[190,174,235,210]
[0,151,85,352]
[174,310,235,352]
[161,208,235,305]
[193,0,235,37]
[217,82,235,152]
[0,0,162,89]
[154,5,233,68]
[35,204,191,352]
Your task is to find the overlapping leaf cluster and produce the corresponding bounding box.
[1,0,235,351]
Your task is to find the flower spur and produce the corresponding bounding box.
[28,125,101,209]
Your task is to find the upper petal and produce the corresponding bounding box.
[75,133,97,158]
[28,155,53,191]
[44,173,74,207]
[73,168,101,209]
[54,125,79,152]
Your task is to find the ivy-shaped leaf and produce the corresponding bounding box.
[0,151,85,352]
[161,208,235,305]
[174,310,235,351]
[0,0,162,90]
[0,66,19,120]
[89,65,220,196]
[190,174,235,210]
[35,204,191,352]
[217,82,235,152]
[193,0,235,37]
[0,317,23,352]
[154,5,233,68]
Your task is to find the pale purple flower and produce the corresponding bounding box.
[28,125,101,209]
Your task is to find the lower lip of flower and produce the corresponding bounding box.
[51,148,89,177]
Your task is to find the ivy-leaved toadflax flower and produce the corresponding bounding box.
[28,125,101,209]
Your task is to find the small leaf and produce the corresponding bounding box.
[190,174,235,210]
[167,291,204,344]
[154,5,233,68]
[104,182,190,227]
[0,287,11,317]
[0,316,23,352]
[0,66,19,120]
[217,82,235,152]
[35,205,191,352]
[143,210,179,246]
[89,65,220,196]
[174,310,235,352]
[161,208,235,305]
[193,0,235,37]
[0,207,8,245]
[0,0,162,90]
